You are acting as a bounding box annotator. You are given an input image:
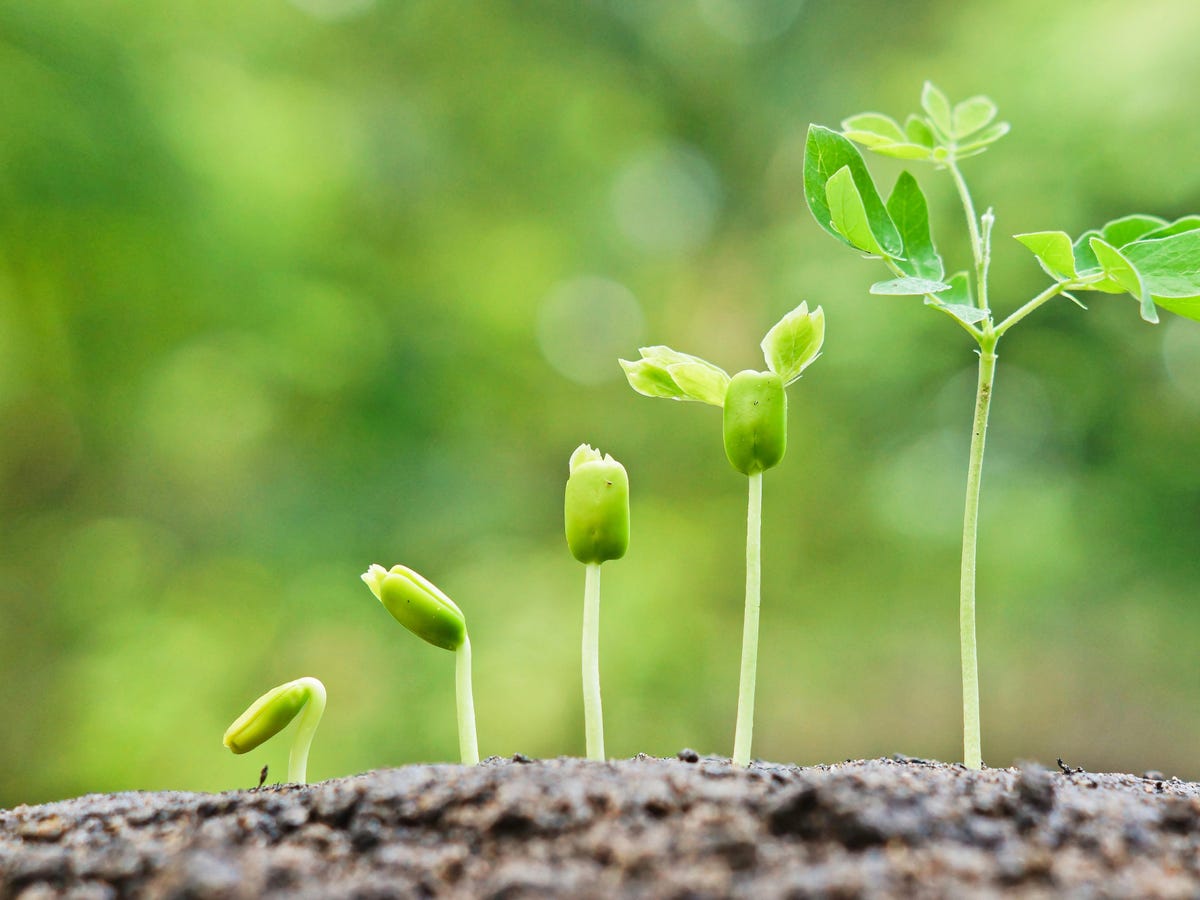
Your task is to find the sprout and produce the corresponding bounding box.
[804,83,1200,769]
[223,676,326,786]
[564,443,630,761]
[361,563,479,765]
[621,301,824,767]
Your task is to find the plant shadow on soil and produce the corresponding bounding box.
[2,753,1199,898]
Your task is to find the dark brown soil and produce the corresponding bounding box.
[2,754,1199,899]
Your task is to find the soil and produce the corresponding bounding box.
[1,753,1199,899]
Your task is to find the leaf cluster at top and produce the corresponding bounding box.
[804,82,1200,330]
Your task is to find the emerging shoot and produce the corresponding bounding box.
[223,676,326,786]
[803,82,1200,769]
[564,443,630,761]
[621,301,825,767]
[361,563,479,765]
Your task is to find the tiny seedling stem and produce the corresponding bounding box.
[288,676,327,784]
[456,636,480,766]
[582,561,604,760]
[733,470,763,767]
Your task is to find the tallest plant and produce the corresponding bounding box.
[804,82,1200,769]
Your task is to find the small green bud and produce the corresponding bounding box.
[361,563,466,652]
[223,677,324,755]
[565,444,630,565]
[722,370,787,475]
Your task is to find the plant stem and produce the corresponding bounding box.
[959,340,997,770]
[732,471,763,767]
[456,635,480,765]
[287,677,327,785]
[947,159,988,311]
[995,282,1072,336]
[582,562,605,760]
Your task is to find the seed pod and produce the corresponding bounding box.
[565,444,630,565]
[223,678,318,754]
[722,370,787,475]
[362,564,466,652]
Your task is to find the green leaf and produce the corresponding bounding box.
[920,82,953,138]
[925,299,990,327]
[760,301,825,385]
[841,113,906,147]
[869,142,934,160]
[1100,214,1168,248]
[619,357,686,400]
[887,171,943,279]
[1072,229,1103,274]
[939,271,973,306]
[871,277,952,295]
[667,359,730,407]
[1090,236,1157,323]
[905,115,935,147]
[1013,231,1077,279]
[620,346,729,404]
[1141,216,1200,241]
[1123,229,1200,298]
[1154,295,1200,322]
[956,121,1010,152]
[952,95,998,138]
[826,166,885,255]
[804,125,903,257]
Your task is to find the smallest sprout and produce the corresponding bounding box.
[223,676,326,786]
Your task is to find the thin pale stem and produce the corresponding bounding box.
[995,282,1072,336]
[947,159,987,311]
[582,562,604,761]
[287,677,327,785]
[959,343,997,770]
[732,471,763,767]
[456,636,480,765]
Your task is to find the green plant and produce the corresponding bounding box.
[564,443,630,761]
[621,302,825,766]
[803,82,1200,769]
[361,564,479,765]
[223,676,326,785]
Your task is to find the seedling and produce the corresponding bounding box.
[803,82,1200,769]
[564,443,630,761]
[621,301,825,766]
[223,676,326,785]
[361,563,480,765]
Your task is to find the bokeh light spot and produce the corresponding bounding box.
[611,143,721,256]
[537,277,645,385]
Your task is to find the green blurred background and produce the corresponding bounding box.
[2,0,1199,807]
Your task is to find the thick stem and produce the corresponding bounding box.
[582,562,604,760]
[456,636,480,765]
[287,677,327,785]
[732,471,763,767]
[960,344,997,770]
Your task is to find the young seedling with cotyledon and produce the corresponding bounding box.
[223,676,327,785]
[362,564,480,765]
[564,443,630,761]
[803,82,1200,769]
[621,302,824,766]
